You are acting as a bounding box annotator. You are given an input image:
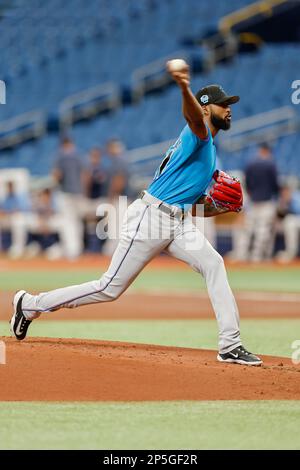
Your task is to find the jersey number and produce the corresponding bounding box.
[154,138,181,180]
[154,146,175,179]
[158,151,172,175]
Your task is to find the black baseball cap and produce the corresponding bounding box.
[196,84,240,106]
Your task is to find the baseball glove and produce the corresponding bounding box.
[206,170,243,212]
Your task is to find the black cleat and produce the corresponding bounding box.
[217,345,262,366]
[10,290,31,341]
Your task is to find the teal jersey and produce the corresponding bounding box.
[147,124,216,208]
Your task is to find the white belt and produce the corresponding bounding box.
[140,191,187,221]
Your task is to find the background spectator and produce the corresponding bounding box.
[52,136,85,258]
[276,184,300,262]
[241,143,279,262]
[106,139,129,200]
[34,188,80,259]
[0,181,31,258]
[85,147,110,201]
[2,187,83,260]
[83,147,110,250]
[102,138,130,256]
[53,136,85,196]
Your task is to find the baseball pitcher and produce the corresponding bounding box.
[10,60,262,366]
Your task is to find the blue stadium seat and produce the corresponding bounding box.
[0,1,300,177]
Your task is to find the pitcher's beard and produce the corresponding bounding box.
[211,113,231,131]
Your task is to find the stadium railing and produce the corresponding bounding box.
[131,50,193,100]
[0,110,46,150]
[59,82,121,131]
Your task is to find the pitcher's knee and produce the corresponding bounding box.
[98,286,123,302]
[202,250,224,272]
[97,275,125,302]
[107,288,124,301]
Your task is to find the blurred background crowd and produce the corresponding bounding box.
[1,136,300,263]
[0,136,130,259]
[0,0,299,262]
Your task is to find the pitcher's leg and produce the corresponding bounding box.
[165,220,241,353]
[22,201,167,319]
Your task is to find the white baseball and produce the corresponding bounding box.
[168,59,188,72]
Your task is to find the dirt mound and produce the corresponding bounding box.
[0,337,299,401]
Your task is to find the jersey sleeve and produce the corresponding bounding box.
[180,124,210,153]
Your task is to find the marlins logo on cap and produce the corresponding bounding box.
[196,84,240,106]
[200,95,209,104]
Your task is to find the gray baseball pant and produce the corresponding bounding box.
[22,197,241,353]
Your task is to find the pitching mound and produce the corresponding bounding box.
[0,337,299,401]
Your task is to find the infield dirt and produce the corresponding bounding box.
[1,337,299,401]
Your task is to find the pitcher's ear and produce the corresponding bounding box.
[202,105,210,116]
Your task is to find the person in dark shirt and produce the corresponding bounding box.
[83,147,111,246]
[53,136,84,195]
[52,136,85,258]
[106,138,129,199]
[245,144,279,202]
[85,147,110,200]
[243,143,279,261]
[102,138,129,256]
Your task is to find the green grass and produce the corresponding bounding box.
[1,319,299,357]
[1,265,299,451]
[0,401,299,449]
[1,266,300,292]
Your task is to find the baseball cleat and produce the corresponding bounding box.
[10,290,31,341]
[217,345,262,366]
